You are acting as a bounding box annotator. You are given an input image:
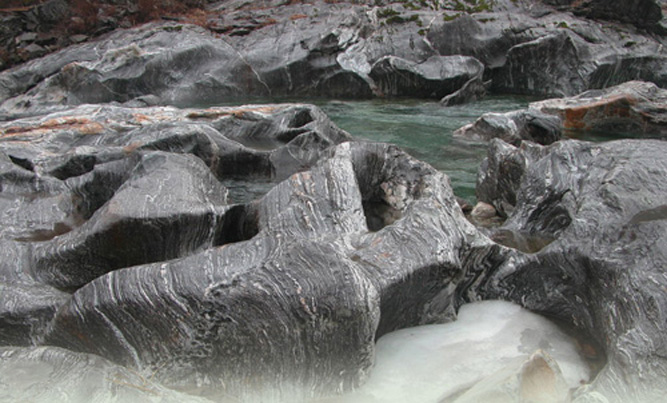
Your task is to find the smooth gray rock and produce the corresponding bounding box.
[0,346,213,403]
[32,151,229,290]
[369,55,484,99]
[0,102,350,344]
[471,138,667,403]
[0,240,70,346]
[454,108,562,146]
[43,141,493,400]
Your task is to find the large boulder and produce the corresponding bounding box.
[531,80,667,137]
[369,55,484,99]
[543,0,664,32]
[2,0,666,111]
[427,6,667,97]
[471,138,667,403]
[31,151,230,290]
[454,108,563,146]
[455,81,667,145]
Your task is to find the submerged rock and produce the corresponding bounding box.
[472,138,667,403]
[331,300,589,403]
[0,346,213,403]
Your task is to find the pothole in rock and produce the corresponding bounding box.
[363,199,403,232]
[214,204,260,247]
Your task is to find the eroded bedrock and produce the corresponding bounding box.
[471,138,667,402]
[0,103,349,342]
[455,81,667,144]
[42,141,500,400]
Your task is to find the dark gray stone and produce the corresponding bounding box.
[0,240,70,346]
[32,151,230,290]
[369,55,484,99]
[0,102,350,344]
[470,138,667,403]
[43,142,492,400]
[1,0,667,108]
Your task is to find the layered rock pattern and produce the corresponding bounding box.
[0,103,350,346]
[471,138,667,402]
[0,101,507,400]
[42,141,493,400]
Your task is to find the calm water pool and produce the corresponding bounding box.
[317,96,535,201]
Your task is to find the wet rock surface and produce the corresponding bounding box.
[454,108,563,145]
[0,102,351,351]
[41,140,491,400]
[2,98,664,402]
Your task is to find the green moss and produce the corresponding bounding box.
[418,28,426,36]
[377,8,400,18]
[386,15,406,24]
[450,0,494,13]
[405,2,421,10]
[556,21,569,29]
[443,12,461,22]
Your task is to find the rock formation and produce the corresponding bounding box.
[0,103,350,347]
[0,1,666,402]
[472,138,667,403]
[455,81,667,145]
[1,0,666,116]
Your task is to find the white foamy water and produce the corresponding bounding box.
[328,300,590,403]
